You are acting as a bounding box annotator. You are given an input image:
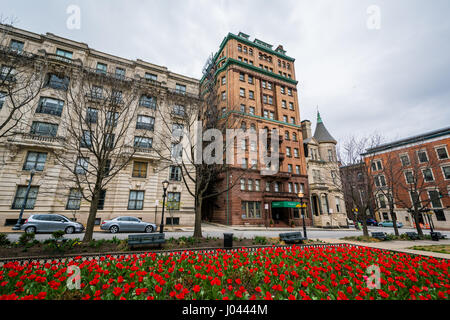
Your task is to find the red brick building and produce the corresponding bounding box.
[363,127,450,230]
[201,32,310,227]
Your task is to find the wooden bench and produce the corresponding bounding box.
[406,232,420,240]
[371,232,387,241]
[280,232,307,244]
[128,233,165,249]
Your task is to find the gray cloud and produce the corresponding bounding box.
[1,0,449,145]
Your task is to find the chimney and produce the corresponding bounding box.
[301,120,312,139]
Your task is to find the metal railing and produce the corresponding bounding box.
[0,243,357,266]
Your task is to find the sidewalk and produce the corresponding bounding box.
[202,222,357,232]
[0,226,104,234]
[322,238,450,259]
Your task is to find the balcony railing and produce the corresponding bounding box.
[84,67,133,83]
[45,54,83,67]
[0,45,36,59]
[167,88,200,100]
[7,132,66,146]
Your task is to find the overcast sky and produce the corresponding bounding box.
[1,0,449,145]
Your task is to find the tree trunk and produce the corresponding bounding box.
[391,209,399,236]
[413,211,424,237]
[361,209,369,237]
[193,196,203,239]
[83,185,101,243]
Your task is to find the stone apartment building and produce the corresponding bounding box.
[362,127,450,230]
[301,112,348,228]
[201,32,310,227]
[0,25,199,228]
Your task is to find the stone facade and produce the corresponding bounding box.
[301,113,348,228]
[0,25,199,227]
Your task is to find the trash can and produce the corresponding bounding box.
[224,233,233,249]
[431,232,440,242]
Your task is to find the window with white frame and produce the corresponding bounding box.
[404,171,414,184]
[417,150,429,163]
[422,168,434,182]
[400,154,410,166]
[335,197,341,212]
[442,165,450,180]
[371,160,382,171]
[374,175,386,187]
[435,146,449,160]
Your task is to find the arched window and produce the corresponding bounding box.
[285,131,290,140]
[250,123,256,132]
[238,44,242,52]
[240,121,247,131]
[293,132,297,141]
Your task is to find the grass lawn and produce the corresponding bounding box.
[409,245,450,254]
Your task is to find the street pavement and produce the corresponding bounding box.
[4,223,450,242]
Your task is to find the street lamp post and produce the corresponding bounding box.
[298,193,308,239]
[12,169,36,231]
[159,180,170,234]
[301,203,308,239]
[352,208,359,229]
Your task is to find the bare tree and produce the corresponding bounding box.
[50,66,143,242]
[361,148,406,236]
[338,135,383,236]
[0,20,47,140]
[153,55,247,238]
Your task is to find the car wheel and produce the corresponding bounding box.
[145,225,153,233]
[25,226,36,234]
[65,226,75,234]
[110,225,119,234]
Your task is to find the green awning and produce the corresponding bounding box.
[272,201,303,209]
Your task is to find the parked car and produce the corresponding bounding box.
[366,218,378,226]
[378,220,403,228]
[21,214,85,234]
[346,218,355,228]
[100,216,157,234]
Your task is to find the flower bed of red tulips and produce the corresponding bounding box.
[0,245,448,300]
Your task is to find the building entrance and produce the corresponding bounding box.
[272,207,290,225]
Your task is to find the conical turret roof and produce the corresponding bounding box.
[313,111,337,144]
